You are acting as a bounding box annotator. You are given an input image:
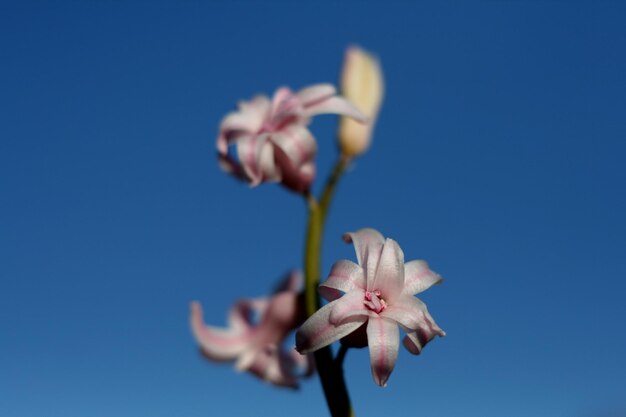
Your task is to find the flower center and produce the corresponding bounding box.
[364,290,387,314]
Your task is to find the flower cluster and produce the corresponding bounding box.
[192,45,446,412]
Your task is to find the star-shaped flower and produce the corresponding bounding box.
[296,228,445,387]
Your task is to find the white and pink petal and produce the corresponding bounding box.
[371,238,405,302]
[403,260,443,295]
[190,301,250,362]
[319,260,365,301]
[295,300,367,354]
[366,317,400,387]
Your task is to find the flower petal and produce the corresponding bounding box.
[343,228,385,284]
[271,125,317,168]
[228,298,267,331]
[272,135,315,193]
[304,96,367,122]
[243,346,298,389]
[329,289,369,325]
[403,260,443,295]
[319,260,365,301]
[235,134,265,184]
[380,294,427,331]
[190,301,250,361]
[297,83,336,107]
[366,317,400,387]
[295,300,367,354]
[371,238,404,302]
[402,307,446,355]
[259,138,282,183]
[273,270,303,294]
[217,95,269,154]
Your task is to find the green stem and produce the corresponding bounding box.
[303,156,354,417]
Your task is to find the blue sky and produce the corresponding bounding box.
[1,1,625,416]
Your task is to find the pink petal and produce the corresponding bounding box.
[270,125,317,168]
[319,260,365,301]
[296,83,336,107]
[256,138,281,183]
[329,289,369,325]
[295,300,367,354]
[272,137,315,193]
[380,294,427,330]
[217,95,270,154]
[190,301,250,361]
[227,299,263,331]
[234,348,257,371]
[304,96,368,122]
[366,317,400,387]
[370,238,405,303]
[235,134,265,184]
[245,346,299,389]
[402,306,445,355]
[273,270,302,294]
[286,348,315,377]
[403,260,443,295]
[342,228,385,284]
[270,87,302,124]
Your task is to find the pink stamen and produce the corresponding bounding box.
[363,289,386,314]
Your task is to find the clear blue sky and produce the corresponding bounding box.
[2,2,625,416]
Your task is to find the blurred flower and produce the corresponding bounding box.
[217,84,366,193]
[295,228,445,387]
[338,46,384,157]
[191,271,313,388]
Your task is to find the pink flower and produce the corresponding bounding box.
[190,272,313,388]
[217,84,366,193]
[295,228,445,387]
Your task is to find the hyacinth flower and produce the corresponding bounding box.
[217,84,367,193]
[296,228,445,387]
[191,272,313,388]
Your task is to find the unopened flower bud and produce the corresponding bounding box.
[338,46,384,157]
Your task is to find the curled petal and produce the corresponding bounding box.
[380,294,427,331]
[217,95,270,154]
[256,138,281,184]
[371,238,405,302]
[402,308,446,355]
[304,95,367,122]
[190,301,250,361]
[235,134,266,185]
[404,260,443,295]
[271,125,317,168]
[328,290,369,325]
[319,260,365,301]
[297,83,336,107]
[366,317,400,387]
[272,136,316,193]
[343,228,385,282]
[296,300,367,354]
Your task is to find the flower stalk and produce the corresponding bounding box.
[303,156,354,417]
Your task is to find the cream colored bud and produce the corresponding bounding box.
[338,46,384,157]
